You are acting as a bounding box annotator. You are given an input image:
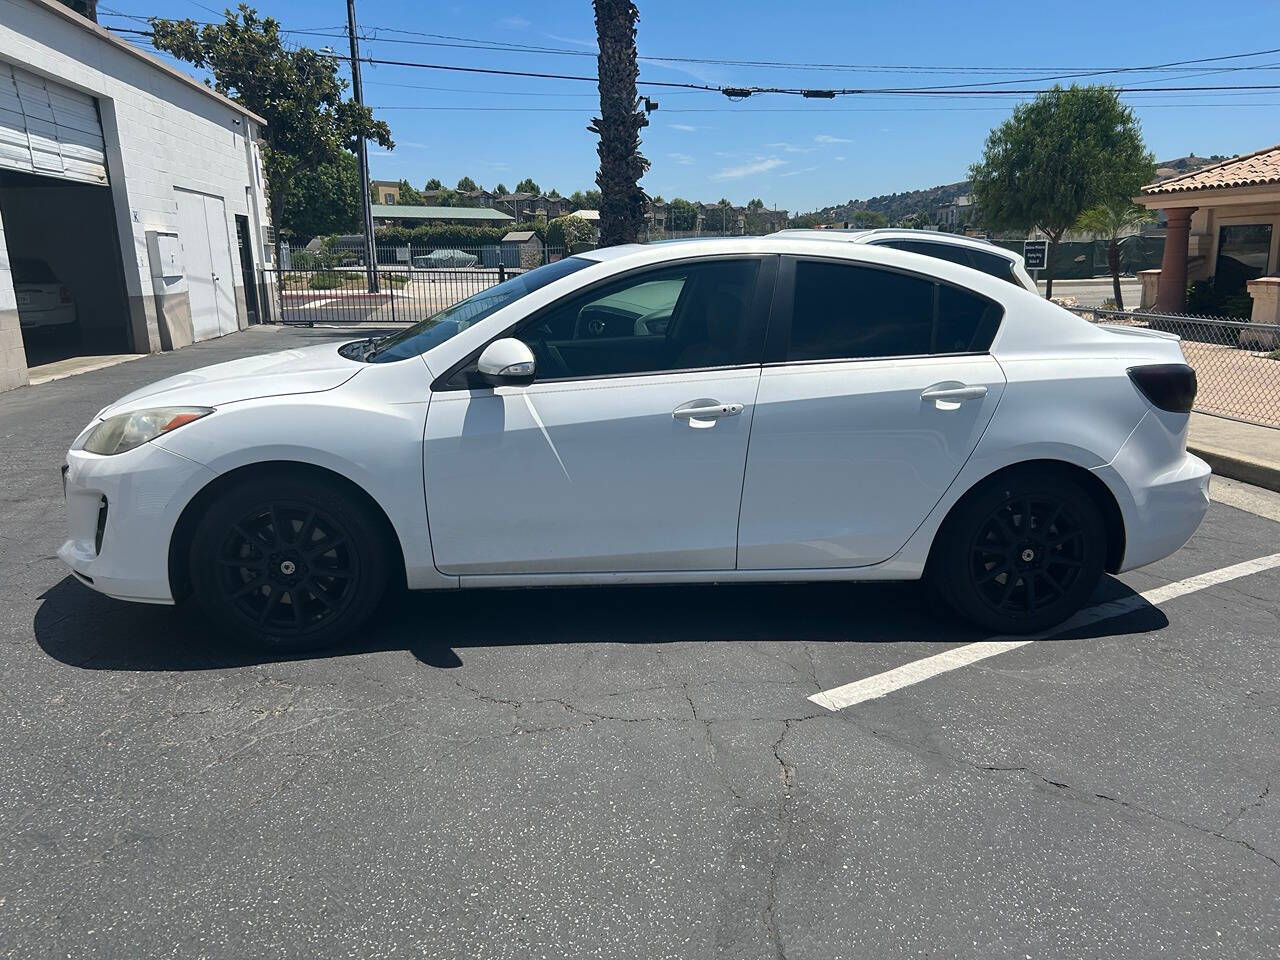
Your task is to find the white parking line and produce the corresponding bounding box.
[808,552,1280,711]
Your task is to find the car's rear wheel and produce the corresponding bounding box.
[930,468,1107,634]
[189,474,388,651]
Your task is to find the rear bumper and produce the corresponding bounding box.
[1095,411,1211,572]
[19,304,77,328]
[58,442,216,604]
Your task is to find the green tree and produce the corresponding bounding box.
[283,151,360,241]
[851,209,888,229]
[515,177,541,195]
[397,179,426,205]
[547,187,561,199]
[568,189,602,211]
[494,182,509,195]
[150,5,393,265]
[789,212,824,229]
[1074,199,1154,310]
[590,0,649,245]
[435,188,459,207]
[456,176,479,191]
[425,178,443,190]
[668,197,698,231]
[969,85,1154,297]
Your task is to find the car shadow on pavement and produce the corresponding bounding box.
[33,572,1168,672]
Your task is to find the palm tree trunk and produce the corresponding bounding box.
[1108,238,1124,311]
[590,0,649,246]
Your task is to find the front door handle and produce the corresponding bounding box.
[673,398,744,425]
[921,383,988,402]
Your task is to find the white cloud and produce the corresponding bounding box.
[779,165,818,178]
[499,16,531,29]
[834,155,847,161]
[815,134,852,144]
[765,141,816,154]
[668,152,695,165]
[671,123,698,132]
[711,157,785,180]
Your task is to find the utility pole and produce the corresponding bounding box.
[346,0,378,293]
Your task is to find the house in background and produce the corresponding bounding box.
[1134,143,1280,339]
[370,180,401,205]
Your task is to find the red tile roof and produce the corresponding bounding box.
[1142,144,1280,195]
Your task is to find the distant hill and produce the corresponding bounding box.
[802,153,1232,225]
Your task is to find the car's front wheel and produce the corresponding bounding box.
[189,472,389,650]
[929,467,1107,634]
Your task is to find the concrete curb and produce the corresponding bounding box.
[1189,444,1280,494]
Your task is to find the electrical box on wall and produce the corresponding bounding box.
[145,231,183,279]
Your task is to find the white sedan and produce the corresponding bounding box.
[59,236,1210,650]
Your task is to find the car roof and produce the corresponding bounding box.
[774,228,1021,261]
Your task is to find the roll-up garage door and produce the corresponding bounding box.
[0,62,107,184]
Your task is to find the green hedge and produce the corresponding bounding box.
[547,214,596,248]
[373,220,549,248]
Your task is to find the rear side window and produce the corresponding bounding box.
[786,260,1002,362]
[966,249,1023,286]
[789,262,934,360]
[878,239,1022,286]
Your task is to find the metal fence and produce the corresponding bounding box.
[269,245,568,327]
[1067,305,1280,428]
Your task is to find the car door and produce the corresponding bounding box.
[424,256,775,575]
[737,256,1007,569]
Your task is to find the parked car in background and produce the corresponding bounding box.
[776,229,1037,291]
[60,236,1208,651]
[412,249,479,269]
[13,257,78,331]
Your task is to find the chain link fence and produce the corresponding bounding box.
[1066,305,1280,428]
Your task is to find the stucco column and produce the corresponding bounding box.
[1156,206,1197,313]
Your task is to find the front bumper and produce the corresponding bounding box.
[58,442,216,604]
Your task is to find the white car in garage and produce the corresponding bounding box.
[59,236,1209,650]
[13,257,78,330]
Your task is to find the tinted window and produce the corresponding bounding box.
[937,285,1002,353]
[880,239,973,268]
[788,260,1002,361]
[966,249,1022,286]
[515,259,761,379]
[789,261,934,360]
[370,256,593,362]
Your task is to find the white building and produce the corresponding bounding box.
[0,0,275,392]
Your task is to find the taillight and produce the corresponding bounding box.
[1128,364,1197,413]
[59,286,72,303]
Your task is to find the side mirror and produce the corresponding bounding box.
[476,337,536,386]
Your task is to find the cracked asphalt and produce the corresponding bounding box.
[2,326,1278,959]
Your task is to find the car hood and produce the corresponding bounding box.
[101,341,363,415]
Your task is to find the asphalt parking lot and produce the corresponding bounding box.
[2,326,1278,959]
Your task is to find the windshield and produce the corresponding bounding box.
[368,256,595,362]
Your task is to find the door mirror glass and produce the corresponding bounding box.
[476,337,536,385]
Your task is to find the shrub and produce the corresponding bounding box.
[547,214,596,249]
[308,271,346,290]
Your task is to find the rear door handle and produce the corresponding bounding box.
[921,383,988,402]
[673,399,744,424]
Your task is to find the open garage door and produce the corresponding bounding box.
[0,63,107,184]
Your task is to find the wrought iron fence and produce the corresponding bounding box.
[1066,305,1280,428]
[267,245,568,327]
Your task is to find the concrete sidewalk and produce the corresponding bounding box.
[1188,412,1280,492]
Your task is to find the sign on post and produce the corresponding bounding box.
[1023,240,1048,271]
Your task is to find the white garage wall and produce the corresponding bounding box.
[0,0,272,374]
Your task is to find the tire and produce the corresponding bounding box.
[928,467,1107,634]
[189,471,390,651]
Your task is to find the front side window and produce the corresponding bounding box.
[369,256,594,362]
[513,258,762,380]
[786,260,1002,362]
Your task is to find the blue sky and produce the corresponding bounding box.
[106,0,1280,212]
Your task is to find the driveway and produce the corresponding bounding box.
[2,326,1278,959]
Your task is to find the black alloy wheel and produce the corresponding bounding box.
[930,468,1107,634]
[189,472,389,650]
[216,501,359,634]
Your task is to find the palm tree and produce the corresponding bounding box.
[1074,200,1154,311]
[589,0,649,246]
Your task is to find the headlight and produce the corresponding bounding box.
[81,406,213,456]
